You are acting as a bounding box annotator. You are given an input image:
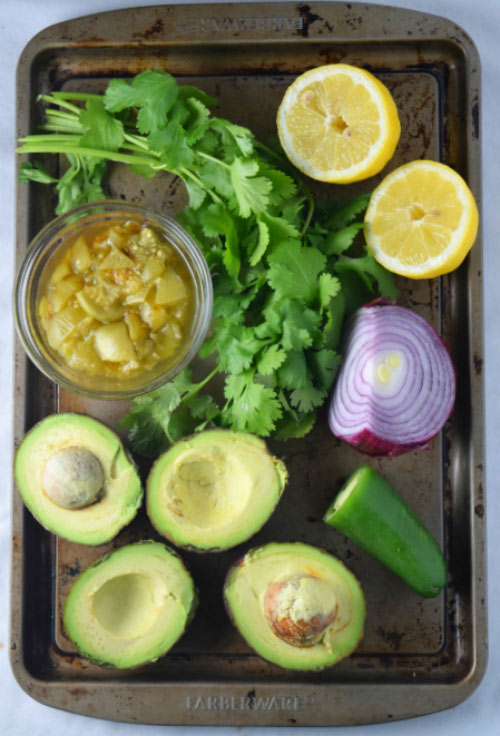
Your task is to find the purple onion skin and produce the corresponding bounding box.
[333,427,430,457]
[328,300,456,457]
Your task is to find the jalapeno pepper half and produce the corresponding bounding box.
[323,465,446,598]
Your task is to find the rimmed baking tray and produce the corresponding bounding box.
[11,2,486,726]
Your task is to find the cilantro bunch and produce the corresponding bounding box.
[17,70,396,456]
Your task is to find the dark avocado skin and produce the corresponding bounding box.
[222,542,366,671]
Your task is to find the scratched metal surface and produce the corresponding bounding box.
[11,2,485,726]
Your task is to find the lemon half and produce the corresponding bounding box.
[277,64,401,183]
[364,160,479,279]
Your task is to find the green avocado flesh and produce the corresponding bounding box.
[14,413,142,545]
[224,542,365,671]
[146,430,288,551]
[63,541,197,668]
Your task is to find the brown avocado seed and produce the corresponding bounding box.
[41,446,104,509]
[263,575,337,647]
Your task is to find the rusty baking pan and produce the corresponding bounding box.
[11,2,485,726]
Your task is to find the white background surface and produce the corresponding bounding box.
[1,0,498,734]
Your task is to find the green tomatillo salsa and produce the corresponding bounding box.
[38,218,195,379]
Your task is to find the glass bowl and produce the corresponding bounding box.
[15,201,213,399]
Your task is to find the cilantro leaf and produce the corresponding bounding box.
[212,293,246,319]
[121,367,219,455]
[184,178,206,210]
[216,325,262,374]
[147,118,194,170]
[104,70,179,134]
[278,350,308,389]
[224,372,283,435]
[200,202,240,277]
[321,221,365,256]
[120,370,190,457]
[274,410,317,440]
[267,240,326,303]
[319,273,341,310]
[335,247,398,300]
[212,119,255,157]
[54,155,107,215]
[257,344,287,375]
[290,385,326,412]
[80,99,124,151]
[249,218,270,266]
[185,97,212,143]
[199,160,234,199]
[259,211,300,244]
[322,292,345,350]
[308,349,342,392]
[230,158,271,217]
[178,85,217,107]
[280,301,321,351]
[19,161,57,184]
[323,192,372,230]
[263,167,297,205]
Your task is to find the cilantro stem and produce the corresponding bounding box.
[41,122,83,134]
[38,95,83,116]
[179,167,223,205]
[45,109,81,125]
[15,143,164,169]
[187,367,218,396]
[123,133,151,151]
[49,91,104,102]
[18,134,81,144]
[278,390,298,421]
[300,189,315,237]
[198,151,230,169]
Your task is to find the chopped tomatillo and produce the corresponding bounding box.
[323,465,446,597]
[38,218,194,379]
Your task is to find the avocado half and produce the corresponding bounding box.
[224,542,365,671]
[14,413,142,545]
[146,429,288,551]
[63,541,197,668]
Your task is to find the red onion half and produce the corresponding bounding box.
[328,301,456,456]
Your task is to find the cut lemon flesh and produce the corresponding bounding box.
[364,160,479,279]
[277,64,401,183]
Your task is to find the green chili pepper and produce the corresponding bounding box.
[323,465,446,598]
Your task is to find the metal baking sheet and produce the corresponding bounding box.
[11,2,486,726]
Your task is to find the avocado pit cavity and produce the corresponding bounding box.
[91,572,166,639]
[263,575,338,647]
[42,445,104,509]
[170,449,252,529]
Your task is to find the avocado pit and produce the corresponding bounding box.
[263,575,338,647]
[42,445,104,509]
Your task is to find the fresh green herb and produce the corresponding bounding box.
[16,70,397,456]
